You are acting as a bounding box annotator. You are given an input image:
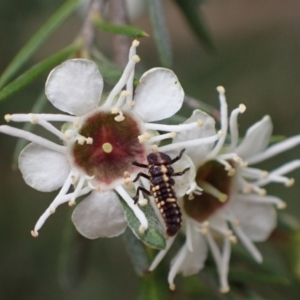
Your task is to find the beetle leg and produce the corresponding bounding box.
[133,186,151,204]
[172,167,190,177]
[170,148,186,164]
[132,161,149,168]
[133,172,150,182]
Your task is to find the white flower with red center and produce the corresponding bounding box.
[150,86,300,293]
[0,40,220,240]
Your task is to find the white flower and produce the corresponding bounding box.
[150,86,300,293]
[1,40,220,240]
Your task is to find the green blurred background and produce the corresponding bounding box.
[1,0,300,299]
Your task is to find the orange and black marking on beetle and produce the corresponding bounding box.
[132,149,190,237]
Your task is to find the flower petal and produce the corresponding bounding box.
[45,59,103,116]
[133,68,184,122]
[235,116,273,160]
[172,227,207,276]
[72,190,127,239]
[231,199,276,241]
[173,109,216,166]
[170,152,195,197]
[19,143,70,192]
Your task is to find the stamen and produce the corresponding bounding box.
[104,54,140,108]
[237,194,287,209]
[149,236,176,271]
[207,86,228,159]
[168,244,188,291]
[138,132,151,143]
[144,120,203,132]
[229,104,246,150]
[254,160,300,187]
[33,117,66,140]
[247,135,300,165]
[231,223,262,263]
[219,238,231,293]
[70,175,85,202]
[158,134,219,153]
[146,132,176,144]
[102,142,113,153]
[198,180,227,202]
[6,113,76,123]
[126,40,139,104]
[115,185,148,231]
[241,167,269,179]
[186,181,203,195]
[186,220,194,252]
[0,125,65,153]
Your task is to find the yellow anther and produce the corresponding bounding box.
[278,202,287,209]
[77,136,85,145]
[239,104,246,113]
[151,145,158,153]
[138,225,146,234]
[133,55,140,63]
[4,114,11,122]
[68,200,76,207]
[31,230,38,238]
[86,137,93,144]
[217,86,225,94]
[114,115,125,122]
[220,286,230,294]
[286,178,295,187]
[169,284,176,291]
[132,40,139,47]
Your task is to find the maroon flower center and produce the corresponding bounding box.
[184,160,233,222]
[72,111,145,186]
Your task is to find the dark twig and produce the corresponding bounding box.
[109,0,130,68]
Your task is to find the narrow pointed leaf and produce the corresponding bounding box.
[58,212,92,291]
[0,42,81,102]
[93,19,149,38]
[119,197,166,250]
[123,228,151,276]
[0,0,81,88]
[147,0,172,68]
[12,93,48,168]
[173,0,215,52]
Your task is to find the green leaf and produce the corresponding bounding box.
[137,266,170,300]
[147,0,173,68]
[119,197,167,250]
[0,42,81,102]
[173,0,215,52]
[12,93,48,168]
[123,228,151,276]
[58,211,93,291]
[93,19,149,38]
[0,0,81,89]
